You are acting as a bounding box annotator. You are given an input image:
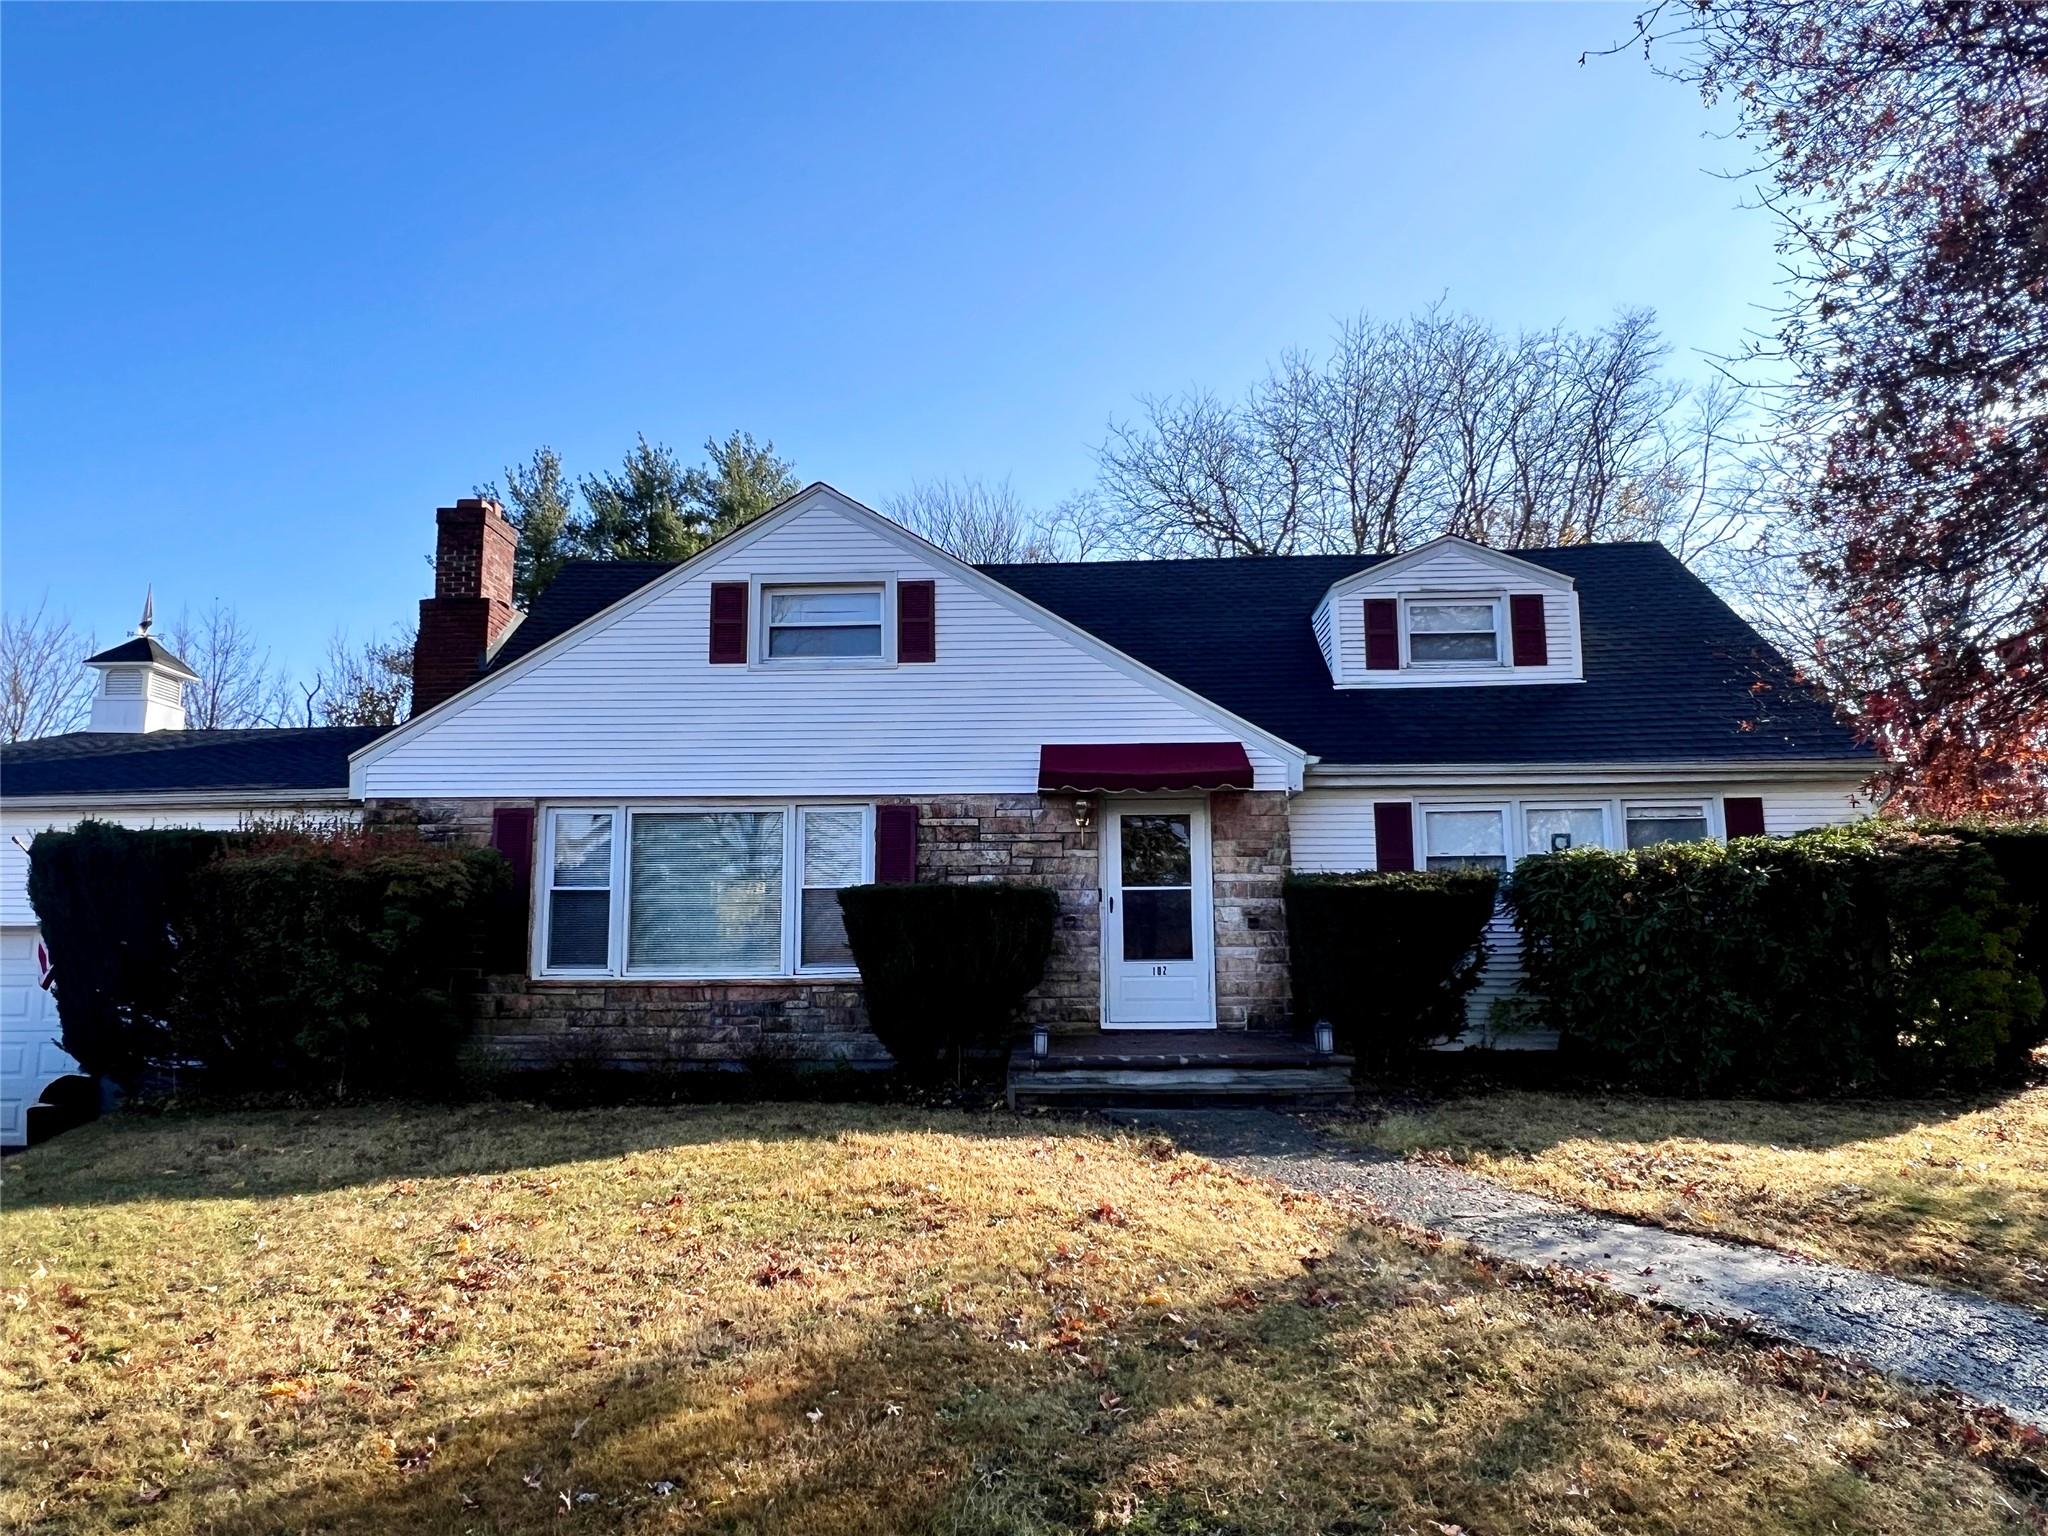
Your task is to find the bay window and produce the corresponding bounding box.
[539,803,873,977]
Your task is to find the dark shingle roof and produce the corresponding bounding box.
[471,543,1868,767]
[488,561,679,672]
[83,635,199,678]
[1,727,385,799]
[983,544,1867,765]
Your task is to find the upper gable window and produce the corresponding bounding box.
[1406,599,1501,666]
[764,585,884,660]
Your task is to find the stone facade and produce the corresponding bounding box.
[366,788,1294,1071]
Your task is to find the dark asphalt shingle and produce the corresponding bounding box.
[0,727,385,799]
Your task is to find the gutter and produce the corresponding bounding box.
[1303,758,1880,788]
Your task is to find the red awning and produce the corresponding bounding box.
[1037,742,1255,794]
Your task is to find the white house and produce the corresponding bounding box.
[1,484,1875,1118]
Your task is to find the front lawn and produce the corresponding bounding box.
[1347,1087,2048,1309]
[2,1103,2042,1535]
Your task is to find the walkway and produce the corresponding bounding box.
[1108,1108,2048,1429]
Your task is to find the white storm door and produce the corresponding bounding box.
[1101,801,1215,1029]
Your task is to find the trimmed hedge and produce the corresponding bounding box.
[175,840,508,1095]
[837,882,1058,1077]
[25,820,239,1089]
[1509,825,2042,1095]
[1283,869,1499,1065]
[27,823,509,1097]
[1935,821,2048,1074]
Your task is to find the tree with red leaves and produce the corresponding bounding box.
[1609,0,2048,814]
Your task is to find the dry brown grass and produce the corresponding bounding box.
[2,1102,2042,1535]
[1346,1087,2048,1309]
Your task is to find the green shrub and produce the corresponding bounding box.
[1283,869,1499,1066]
[1934,821,2048,1073]
[175,838,509,1096]
[1509,825,2041,1095]
[26,820,240,1090]
[837,883,1058,1077]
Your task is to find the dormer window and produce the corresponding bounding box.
[763,585,884,660]
[1406,599,1502,666]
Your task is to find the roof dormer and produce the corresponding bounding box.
[1311,536,1583,688]
[84,591,198,732]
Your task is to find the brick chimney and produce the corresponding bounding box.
[412,497,518,715]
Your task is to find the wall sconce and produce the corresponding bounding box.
[1072,797,1093,830]
[1032,1025,1051,1058]
[1313,1020,1335,1055]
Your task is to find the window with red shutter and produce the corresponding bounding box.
[1364,599,1399,670]
[898,580,936,663]
[708,582,748,663]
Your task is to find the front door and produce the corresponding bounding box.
[1101,801,1215,1028]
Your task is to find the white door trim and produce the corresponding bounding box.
[1099,798,1217,1030]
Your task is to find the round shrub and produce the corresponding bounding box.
[836,882,1058,1077]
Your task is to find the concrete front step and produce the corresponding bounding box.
[1006,1030,1354,1109]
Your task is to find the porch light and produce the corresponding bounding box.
[1032,1025,1051,1058]
[1313,1020,1335,1055]
[1072,796,1093,830]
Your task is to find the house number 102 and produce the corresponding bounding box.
[1152,965,1168,976]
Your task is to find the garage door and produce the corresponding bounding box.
[1,927,81,1147]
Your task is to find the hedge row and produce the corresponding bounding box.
[1509,824,2044,1094]
[27,822,508,1096]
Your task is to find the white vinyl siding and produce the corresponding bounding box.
[356,495,1296,798]
[1287,777,1871,1049]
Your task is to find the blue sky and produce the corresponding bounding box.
[2,3,1777,682]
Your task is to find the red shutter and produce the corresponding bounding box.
[1373,802,1415,871]
[490,807,537,968]
[1510,594,1548,667]
[875,804,918,883]
[898,580,936,663]
[1724,797,1767,839]
[1364,599,1399,670]
[709,582,748,664]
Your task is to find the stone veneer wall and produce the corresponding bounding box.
[362,789,1292,1071]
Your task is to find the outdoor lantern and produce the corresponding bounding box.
[1072,796,1093,830]
[1314,1020,1335,1055]
[1032,1025,1051,1058]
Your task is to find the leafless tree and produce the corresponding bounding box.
[316,626,414,726]
[0,598,93,742]
[163,602,291,730]
[1093,305,1747,562]
[886,478,1101,564]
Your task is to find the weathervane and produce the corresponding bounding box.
[137,585,154,636]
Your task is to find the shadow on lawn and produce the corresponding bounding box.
[94,1227,1975,1536]
[0,1099,1099,1211]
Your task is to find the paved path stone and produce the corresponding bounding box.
[1106,1107,2048,1428]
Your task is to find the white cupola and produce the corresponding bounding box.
[84,589,198,733]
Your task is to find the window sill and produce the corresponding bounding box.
[530,973,862,988]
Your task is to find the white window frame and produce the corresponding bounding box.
[1419,801,1512,872]
[535,801,873,981]
[1621,799,1718,850]
[1520,802,1611,856]
[540,808,622,976]
[1401,593,1506,669]
[753,577,895,669]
